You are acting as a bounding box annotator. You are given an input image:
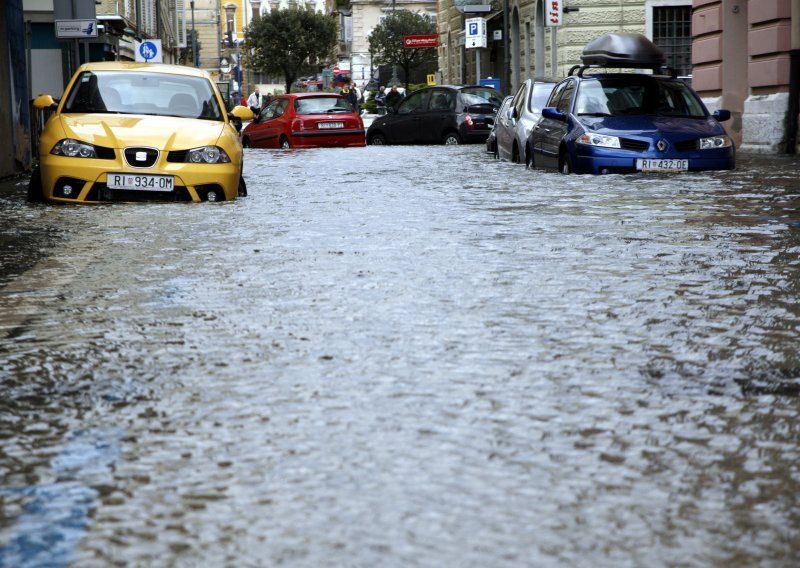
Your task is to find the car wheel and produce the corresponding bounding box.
[238,176,248,197]
[559,151,573,175]
[443,132,461,145]
[369,133,386,145]
[492,143,499,159]
[526,143,535,169]
[280,137,291,150]
[242,137,251,148]
[512,144,521,164]
[27,168,44,203]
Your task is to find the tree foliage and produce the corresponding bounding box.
[246,8,337,94]
[368,11,437,90]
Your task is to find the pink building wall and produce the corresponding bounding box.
[691,0,798,152]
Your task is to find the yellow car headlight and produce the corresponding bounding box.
[51,138,98,158]
[186,146,231,164]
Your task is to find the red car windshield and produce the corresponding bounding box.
[295,96,354,114]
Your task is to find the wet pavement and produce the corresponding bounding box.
[1,149,800,566]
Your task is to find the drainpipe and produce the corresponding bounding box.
[503,0,509,94]
[785,0,800,154]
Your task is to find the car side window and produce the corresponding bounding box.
[546,82,567,108]
[428,90,454,111]
[398,91,430,115]
[556,81,575,113]
[260,98,288,120]
[511,83,527,117]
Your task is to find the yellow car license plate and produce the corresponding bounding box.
[107,173,175,191]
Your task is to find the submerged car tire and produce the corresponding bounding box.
[27,168,44,202]
[512,144,521,164]
[280,137,291,150]
[242,137,251,148]
[525,143,535,169]
[238,176,247,197]
[443,132,461,145]
[369,133,386,145]
[559,151,573,175]
[492,143,499,159]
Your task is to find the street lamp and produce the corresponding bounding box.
[190,1,197,67]
[224,3,241,98]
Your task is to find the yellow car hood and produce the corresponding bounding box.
[57,114,227,150]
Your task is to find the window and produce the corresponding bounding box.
[647,1,692,76]
[556,81,575,113]
[398,91,430,115]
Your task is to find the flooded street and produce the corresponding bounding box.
[1,147,800,566]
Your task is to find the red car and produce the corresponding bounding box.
[241,92,365,149]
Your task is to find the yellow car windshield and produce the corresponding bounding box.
[62,71,224,121]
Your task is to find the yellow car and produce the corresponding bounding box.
[29,62,254,203]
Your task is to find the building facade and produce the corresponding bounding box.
[692,0,799,153]
[347,0,438,87]
[438,1,696,93]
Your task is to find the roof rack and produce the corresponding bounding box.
[571,33,675,76]
[568,64,678,78]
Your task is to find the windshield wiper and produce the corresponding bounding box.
[577,112,612,117]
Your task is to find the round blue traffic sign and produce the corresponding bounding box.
[139,41,158,61]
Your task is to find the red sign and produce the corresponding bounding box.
[403,34,438,49]
[546,0,563,26]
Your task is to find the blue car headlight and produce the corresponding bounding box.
[51,138,98,158]
[699,135,732,150]
[186,146,231,164]
[577,133,621,148]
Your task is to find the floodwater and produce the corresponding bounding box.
[1,148,800,567]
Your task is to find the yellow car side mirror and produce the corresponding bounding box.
[231,105,254,122]
[33,94,58,110]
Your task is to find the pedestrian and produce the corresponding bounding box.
[240,93,247,107]
[351,81,363,107]
[375,85,387,115]
[341,80,359,114]
[247,86,264,114]
[385,85,403,111]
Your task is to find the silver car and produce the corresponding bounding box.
[495,79,557,164]
[486,96,513,156]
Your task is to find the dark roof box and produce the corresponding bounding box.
[581,33,666,68]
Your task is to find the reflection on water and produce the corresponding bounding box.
[1,151,800,565]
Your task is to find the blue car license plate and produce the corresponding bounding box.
[636,159,689,172]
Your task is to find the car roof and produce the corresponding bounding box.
[568,72,683,82]
[281,92,345,98]
[75,61,211,79]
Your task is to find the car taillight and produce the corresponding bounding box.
[465,115,474,128]
[292,119,304,132]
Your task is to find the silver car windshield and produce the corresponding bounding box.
[574,76,707,118]
[62,71,224,121]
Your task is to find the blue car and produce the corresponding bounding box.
[527,33,735,174]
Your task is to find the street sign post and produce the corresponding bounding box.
[135,40,162,63]
[465,17,487,83]
[546,0,564,26]
[465,18,486,49]
[54,19,98,39]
